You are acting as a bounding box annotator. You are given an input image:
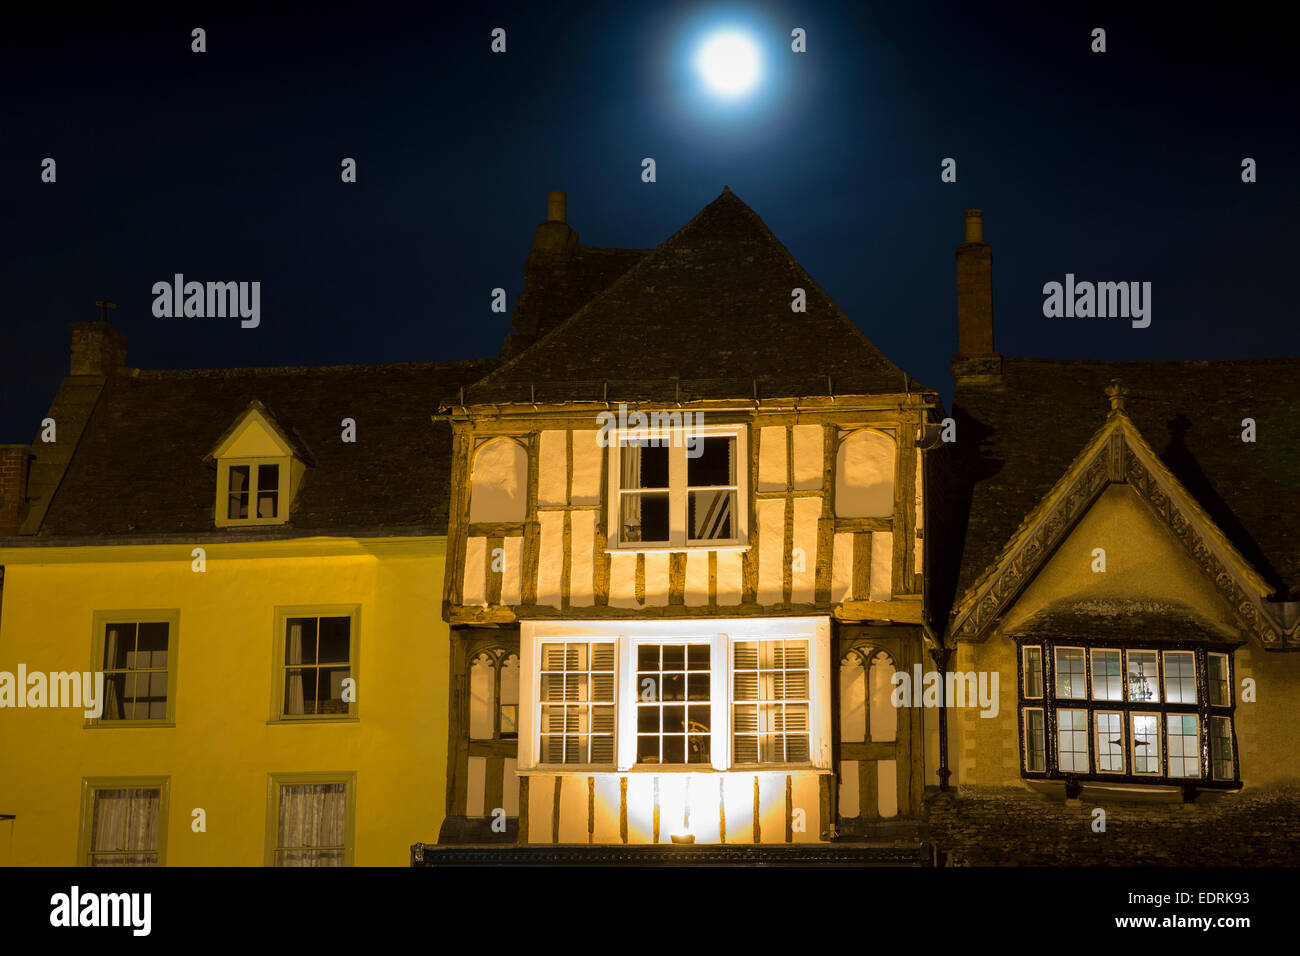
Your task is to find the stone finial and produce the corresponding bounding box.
[1105,379,1129,412]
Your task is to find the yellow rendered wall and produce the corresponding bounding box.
[950,485,1300,791]
[0,542,448,866]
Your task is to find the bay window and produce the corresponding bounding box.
[1019,640,1238,787]
[519,618,831,772]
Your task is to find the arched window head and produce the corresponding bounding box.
[469,439,528,523]
[835,430,895,518]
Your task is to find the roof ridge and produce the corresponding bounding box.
[132,358,497,379]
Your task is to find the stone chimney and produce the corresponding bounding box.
[530,189,578,256]
[952,209,1002,386]
[0,444,31,536]
[69,321,130,376]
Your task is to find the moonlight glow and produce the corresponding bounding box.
[696,31,760,96]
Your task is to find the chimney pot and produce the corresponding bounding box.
[547,190,566,223]
[963,209,984,244]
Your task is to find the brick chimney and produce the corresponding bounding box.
[952,209,1002,386]
[530,189,578,256]
[69,321,130,376]
[0,445,31,536]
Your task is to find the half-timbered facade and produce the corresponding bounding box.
[434,188,945,852]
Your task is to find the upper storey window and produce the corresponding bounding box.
[607,420,747,549]
[206,401,309,528]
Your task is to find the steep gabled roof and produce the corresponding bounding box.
[948,401,1287,648]
[948,357,1300,629]
[27,359,495,539]
[463,187,928,406]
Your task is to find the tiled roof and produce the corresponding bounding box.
[30,359,495,538]
[465,187,929,406]
[949,357,1300,601]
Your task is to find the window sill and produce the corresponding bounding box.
[517,766,832,776]
[268,715,360,725]
[605,544,751,555]
[83,720,176,729]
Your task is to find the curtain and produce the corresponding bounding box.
[277,784,345,866]
[103,627,121,719]
[285,622,305,715]
[90,788,158,866]
[620,444,641,540]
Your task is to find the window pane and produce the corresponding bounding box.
[1127,650,1160,703]
[1208,654,1231,707]
[1025,709,1046,771]
[733,639,811,765]
[622,442,669,489]
[257,464,280,518]
[689,489,735,540]
[1131,714,1161,774]
[227,465,250,519]
[90,788,160,867]
[100,622,168,721]
[687,437,735,486]
[1211,716,1233,780]
[620,492,669,543]
[637,642,710,765]
[1056,708,1089,772]
[1090,649,1123,701]
[1023,647,1043,698]
[538,642,616,765]
[1166,714,1199,778]
[1163,651,1196,703]
[317,617,351,664]
[1094,711,1124,772]
[276,782,347,867]
[1054,648,1086,699]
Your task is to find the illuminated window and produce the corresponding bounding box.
[266,773,355,867]
[609,423,746,549]
[636,643,712,765]
[732,639,810,764]
[1019,641,1236,786]
[521,618,830,772]
[79,778,168,866]
[470,650,520,740]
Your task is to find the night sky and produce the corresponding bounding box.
[3,2,1295,443]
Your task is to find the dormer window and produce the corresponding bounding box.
[207,401,310,528]
[224,460,283,521]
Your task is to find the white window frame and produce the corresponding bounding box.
[605,421,749,551]
[517,617,831,773]
[215,456,291,527]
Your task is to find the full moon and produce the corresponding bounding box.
[696,31,760,96]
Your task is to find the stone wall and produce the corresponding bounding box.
[925,784,1300,866]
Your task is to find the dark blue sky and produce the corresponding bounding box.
[3,1,1295,442]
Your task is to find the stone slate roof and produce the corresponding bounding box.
[949,357,1300,603]
[502,246,650,358]
[465,187,928,406]
[30,359,495,539]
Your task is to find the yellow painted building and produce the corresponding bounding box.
[0,324,493,866]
